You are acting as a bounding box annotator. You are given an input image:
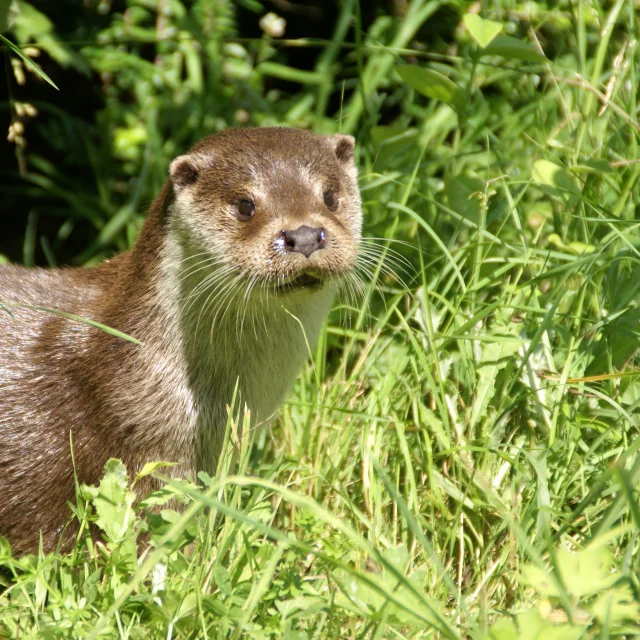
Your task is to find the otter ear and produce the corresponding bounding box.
[169,155,200,191]
[332,133,355,163]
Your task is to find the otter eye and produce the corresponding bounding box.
[323,189,338,212]
[236,199,255,221]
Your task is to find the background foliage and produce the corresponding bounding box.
[2,0,640,638]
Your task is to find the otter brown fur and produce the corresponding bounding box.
[0,127,362,555]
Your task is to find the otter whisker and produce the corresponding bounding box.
[258,277,270,335]
[356,246,413,278]
[182,264,237,319]
[181,263,235,307]
[175,250,214,265]
[178,257,222,285]
[354,251,414,295]
[360,235,420,252]
[196,268,242,342]
[358,240,416,275]
[338,273,361,318]
[211,268,250,336]
[355,257,400,283]
[238,274,259,340]
[190,264,236,299]
[194,274,229,341]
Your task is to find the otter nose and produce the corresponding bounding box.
[282,226,326,259]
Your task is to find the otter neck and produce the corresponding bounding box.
[155,217,336,473]
[97,185,335,475]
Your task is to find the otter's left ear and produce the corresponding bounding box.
[332,134,355,163]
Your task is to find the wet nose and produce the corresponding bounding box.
[282,226,326,258]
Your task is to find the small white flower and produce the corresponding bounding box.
[235,109,250,124]
[259,12,286,38]
[14,102,38,117]
[7,121,25,146]
[11,58,25,86]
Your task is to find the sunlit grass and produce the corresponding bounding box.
[2,0,640,637]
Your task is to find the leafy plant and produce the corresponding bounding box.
[2,0,640,637]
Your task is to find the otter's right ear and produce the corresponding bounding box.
[169,155,200,191]
[332,134,356,163]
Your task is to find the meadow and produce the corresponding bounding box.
[1,0,640,637]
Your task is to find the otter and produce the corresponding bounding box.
[0,127,362,555]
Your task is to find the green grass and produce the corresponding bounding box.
[2,0,640,637]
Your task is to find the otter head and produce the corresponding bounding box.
[167,128,361,299]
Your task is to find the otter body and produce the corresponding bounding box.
[0,128,362,554]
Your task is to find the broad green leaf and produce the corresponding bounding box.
[137,486,184,509]
[210,566,232,597]
[174,592,198,620]
[523,546,618,600]
[84,459,136,544]
[472,330,522,425]
[381,544,411,574]
[202,595,227,616]
[463,14,503,48]
[148,509,197,551]
[339,568,444,628]
[591,585,640,624]
[557,546,617,597]
[512,610,550,640]
[0,254,8,265]
[134,461,177,484]
[275,596,326,617]
[483,616,520,639]
[532,159,581,196]
[370,125,417,151]
[370,125,418,165]
[542,628,585,640]
[483,609,576,640]
[419,405,451,449]
[396,65,464,107]
[520,564,561,597]
[480,35,546,62]
[621,379,640,405]
[432,470,476,509]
